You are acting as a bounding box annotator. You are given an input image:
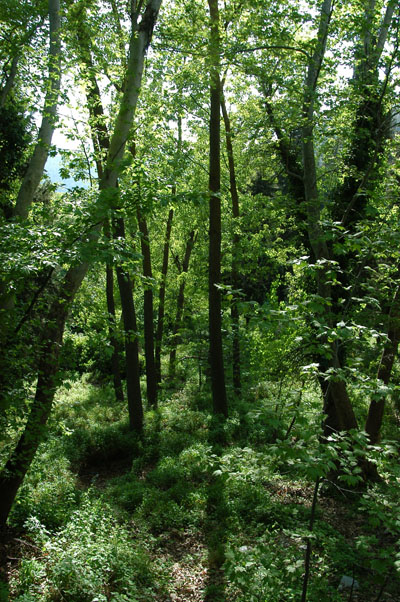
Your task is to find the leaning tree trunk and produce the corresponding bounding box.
[13,0,61,222]
[0,0,61,317]
[0,263,88,526]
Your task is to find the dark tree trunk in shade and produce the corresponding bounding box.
[137,207,157,407]
[168,230,196,379]
[155,208,174,383]
[208,0,228,417]
[113,216,143,432]
[220,89,241,396]
[365,282,400,444]
[105,259,124,403]
[0,263,88,526]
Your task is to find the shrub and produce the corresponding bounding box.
[9,441,80,530]
[10,495,161,602]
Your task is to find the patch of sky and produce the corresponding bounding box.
[45,151,89,190]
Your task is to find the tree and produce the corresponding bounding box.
[208,0,228,416]
[0,0,163,527]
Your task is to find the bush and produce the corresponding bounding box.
[10,495,161,602]
[63,422,140,469]
[9,441,80,530]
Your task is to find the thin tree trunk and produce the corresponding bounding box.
[365,282,400,443]
[13,0,61,220]
[137,207,157,407]
[155,207,174,383]
[114,217,143,431]
[0,16,43,109]
[154,114,182,383]
[104,220,124,403]
[220,87,241,396]
[0,56,18,108]
[208,0,227,416]
[168,230,196,379]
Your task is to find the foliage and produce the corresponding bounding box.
[10,495,162,602]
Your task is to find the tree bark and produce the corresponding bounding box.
[365,281,400,443]
[137,207,157,407]
[155,208,173,384]
[13,0,62,220]
[114,217,143,430]
[168,230,196,379]
[302,0,358,431]
[220,87,241,396]
[208,0,227,416]
[105,220,124,403]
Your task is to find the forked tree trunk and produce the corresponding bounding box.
[74,16,141,413]
[208,0,227,416]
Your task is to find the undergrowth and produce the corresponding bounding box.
[3,375,400,601]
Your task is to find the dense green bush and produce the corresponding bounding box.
[62,422,140,469]
[9,441,80,530]
[10,495,163,602]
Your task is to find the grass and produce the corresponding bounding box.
[2,374,400,601]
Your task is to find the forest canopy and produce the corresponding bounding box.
[1,0,400,600]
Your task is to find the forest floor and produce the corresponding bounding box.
[1,375,400,601]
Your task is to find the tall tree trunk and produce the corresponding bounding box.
[154,114,182,383]
[208,0,227,416]
[155,208,174,383]
[114,217,143,431]
[13,0,61,221]
[220,87,241,396]
[365,281,400,443]
[0,0,163,526]
[302,0,358,431]
[168,230,196,379]
[74,11,141,412]
[104,220,124,403]
[0,0,61,314]
[137,207,157,407]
